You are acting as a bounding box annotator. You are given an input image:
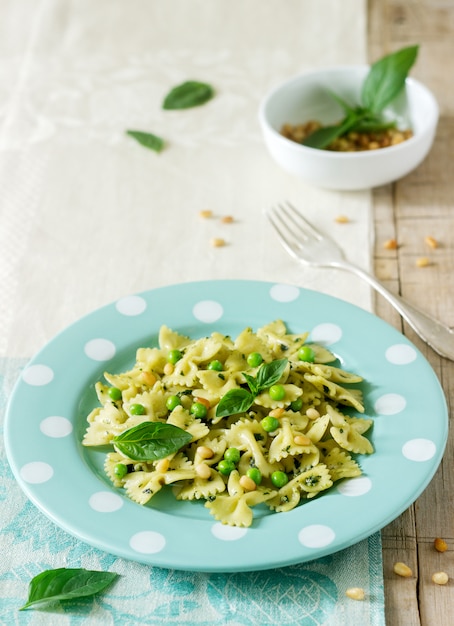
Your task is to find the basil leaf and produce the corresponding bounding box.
[20,568,118,611]
[215,388,255,418]
[243,372,259,395]
[361,45,419,114]
[126,130,164,152]
[112,422,192,461]
[302,112,361,149]
[162,81,215,110]
[256,358,288,392]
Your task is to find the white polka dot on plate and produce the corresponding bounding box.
[269,283,300,303]
[385,344,417,365]
[298,524,336,549]
[192,300,223,323]
[310,323,342,345]
[22,364,54,386]
[89,491,124,513]
[211,523,248,541]
[84,338,116,361]
[40,416,73,438]
[374,393,406,415]
[129,530,166,554]
[402,438,437,462]
[20,461,53,484]
[115,295,147,316]
[337,476,372,497]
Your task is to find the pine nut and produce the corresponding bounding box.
[210,237,226,248]
[239,475,257,491]
[221,215,234,223]
[393,562,413,577]
[306,408,320,419]
[345,587,365,600]
[424,235,438,249]
[197,446,214,460]
[156,458,170,473]
[434,537,448,553]
[416,256,430,268]
[269,408,285,418]
[195,463,211,480]
[294,434,312,446]
[194,396,211,409]
[335,215,349,223]
[163,363,174,375]
[141,371,157,386]
[432,571,449,585]
[199,210,213,219]
[383,238,398,250]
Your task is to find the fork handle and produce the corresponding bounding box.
[335,261,454,360]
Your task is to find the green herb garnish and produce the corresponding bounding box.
[162,80,215,110]
[303,45,419,149]
[20,568,118,611]
[216,358,288,418]
[126,130,165,152]
[112,422,192,461]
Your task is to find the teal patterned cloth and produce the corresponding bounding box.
[0,358,385,625]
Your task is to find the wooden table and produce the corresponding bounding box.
[369,1,453,623]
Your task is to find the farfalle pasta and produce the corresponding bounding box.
[82,320,373,527]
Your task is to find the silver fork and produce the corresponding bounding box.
[267,200,454,361]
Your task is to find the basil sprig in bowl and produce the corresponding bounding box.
[258,46,438,190]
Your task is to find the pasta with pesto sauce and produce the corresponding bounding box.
[82,320,373,527]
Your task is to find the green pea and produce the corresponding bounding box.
[269,384,285,401]
[207,360,223,371]
[247,352,263,367]
[290,398,303,412]
[130,403,145,415]
[108,387,122,401]
[297,345,315,362]
[247,467,262,485]
[224,447,240,464]
[166,395,181,411]
[113,463,128,479]
[260,416,280,432]
[190,402,208,419]
[271,471,289,488]
[217,459,236,475]
[168,349,183,364]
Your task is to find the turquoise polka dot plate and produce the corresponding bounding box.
[4,280,449,572]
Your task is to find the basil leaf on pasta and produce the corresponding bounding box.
[113,422,192,461]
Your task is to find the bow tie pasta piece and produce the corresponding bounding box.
[321,447,362,481]
[205,470,277,527]
[267,465,333,512]
[226,419,280,478]
[268,417,318,463]
[174,468,226,501]
[326,405,374,454]
[166,405,210,441]
[234,327,274,362]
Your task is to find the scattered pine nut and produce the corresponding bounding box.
[156,458,170,473]
[306,408,320,419]
[416,256,430,267]
[345,587,365,600]
[335,215,350,224]
[432,571,449,585]
[221,215,234,224]
[195,463,212,480]
[199,210,213,219]
[210,237,226,248]
[434,537,448,553]
[424,235,438,249]
[383,238,398,250]
[163,363,174,375]
[294,434,312,446]
[269,408,285,418]
[393,562,413,578]
[239,475,257,491]
[197,446,214,460]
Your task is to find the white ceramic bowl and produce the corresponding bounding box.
[258,66,439,190]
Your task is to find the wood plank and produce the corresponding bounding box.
[369,1,454,625]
